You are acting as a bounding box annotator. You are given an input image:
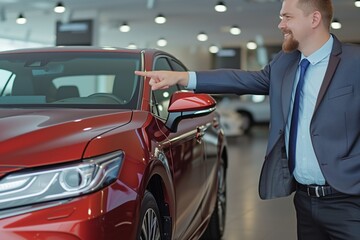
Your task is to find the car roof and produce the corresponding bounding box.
[0,46,164,56]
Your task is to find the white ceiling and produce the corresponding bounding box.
[0,0,359,50]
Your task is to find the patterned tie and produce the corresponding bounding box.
[288,58,310,174]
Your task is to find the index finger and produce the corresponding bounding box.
[135,71,153,78]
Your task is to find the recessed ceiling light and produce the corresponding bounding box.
[127,43,137,49]
[215,1,227,12]
[197,32,208,42]
[119,22,131,32]
[331,18,342,29]
[16,13,26,24]
[247,41,257,50]
[230,25,241,35]
[54,2,66,13]
[157,38,167,47]
[355,0,360,7]
[155,14,166,24]
[209,45,219,53]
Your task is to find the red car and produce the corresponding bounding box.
[0,47,228,240]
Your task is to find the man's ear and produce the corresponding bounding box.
[311,11,322,28]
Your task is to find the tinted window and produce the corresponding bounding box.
[152,57,179,119]
[0,52,141,109]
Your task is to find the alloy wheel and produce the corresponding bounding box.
[140,208,161,240]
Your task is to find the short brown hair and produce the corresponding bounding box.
[297,0,334,29]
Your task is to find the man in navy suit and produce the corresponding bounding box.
[136,0,360,239]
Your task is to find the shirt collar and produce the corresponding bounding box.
[300,35,333,65]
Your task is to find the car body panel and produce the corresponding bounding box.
[0,47,227,239]
[0,109,132,167]
[0,184,139,240]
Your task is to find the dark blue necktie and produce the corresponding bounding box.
[289,58,310,174]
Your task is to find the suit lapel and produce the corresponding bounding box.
[314,37,342,112]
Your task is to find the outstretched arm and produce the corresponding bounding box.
[135,71,189,90]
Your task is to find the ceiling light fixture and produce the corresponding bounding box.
[157,38,167,47]
[331,18,342,29]
[355,0,360,7]
[230,25,241,35]
[246,41,258,50]
[214,1,227,12]
[154,14,166,24]
[209,45,219,54]
[16,13,26,24]
[197,32,208,42]
[127,43,137,49]
[54,2,66,13]
[119,22,131,32]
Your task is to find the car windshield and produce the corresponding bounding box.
[0,51,142,109]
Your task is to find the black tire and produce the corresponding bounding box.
[238,111,253,133]
[137,191,162,240]
[201,157,227,240]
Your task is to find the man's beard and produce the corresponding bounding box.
[282,31,299,52]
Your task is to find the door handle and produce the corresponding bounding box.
[213,117,220,128]
[196,127,205,144]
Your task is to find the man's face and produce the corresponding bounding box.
[278,0,312,52]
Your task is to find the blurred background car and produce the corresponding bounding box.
[216,108,245,137]
[217,94,270,133]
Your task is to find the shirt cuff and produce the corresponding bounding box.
[186,71,197,90]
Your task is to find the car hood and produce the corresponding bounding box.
[0,108,132,174]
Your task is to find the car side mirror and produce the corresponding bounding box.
[165,91,216,132]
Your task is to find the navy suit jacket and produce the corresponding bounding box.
[195,35,360,199]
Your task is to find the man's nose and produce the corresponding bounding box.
[278,20,285,30]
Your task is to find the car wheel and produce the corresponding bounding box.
[238,111,252,133]
[137,191,162,240]
[201,157,227,240]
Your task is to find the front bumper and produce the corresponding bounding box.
[0,182,139,240]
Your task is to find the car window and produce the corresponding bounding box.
[0,69,15,96]
[152,57,179,119]
[53,75,115,99]
[170,59,187,91]
[0,52,141,109]
[170,59,186,72]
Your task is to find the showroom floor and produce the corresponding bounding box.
[223,126,297,240]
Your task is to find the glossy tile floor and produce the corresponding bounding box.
[223,126,297,240]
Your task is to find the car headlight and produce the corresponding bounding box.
[0,151,123,210]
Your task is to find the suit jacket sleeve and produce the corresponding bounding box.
[194,53,285,95]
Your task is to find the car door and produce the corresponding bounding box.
[152,56,207,239]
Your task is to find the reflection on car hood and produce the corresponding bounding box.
[0,108,132,171]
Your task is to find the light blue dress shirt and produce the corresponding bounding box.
[187,36,333,185]
[286,36,333,185]
[187,71,197,89]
